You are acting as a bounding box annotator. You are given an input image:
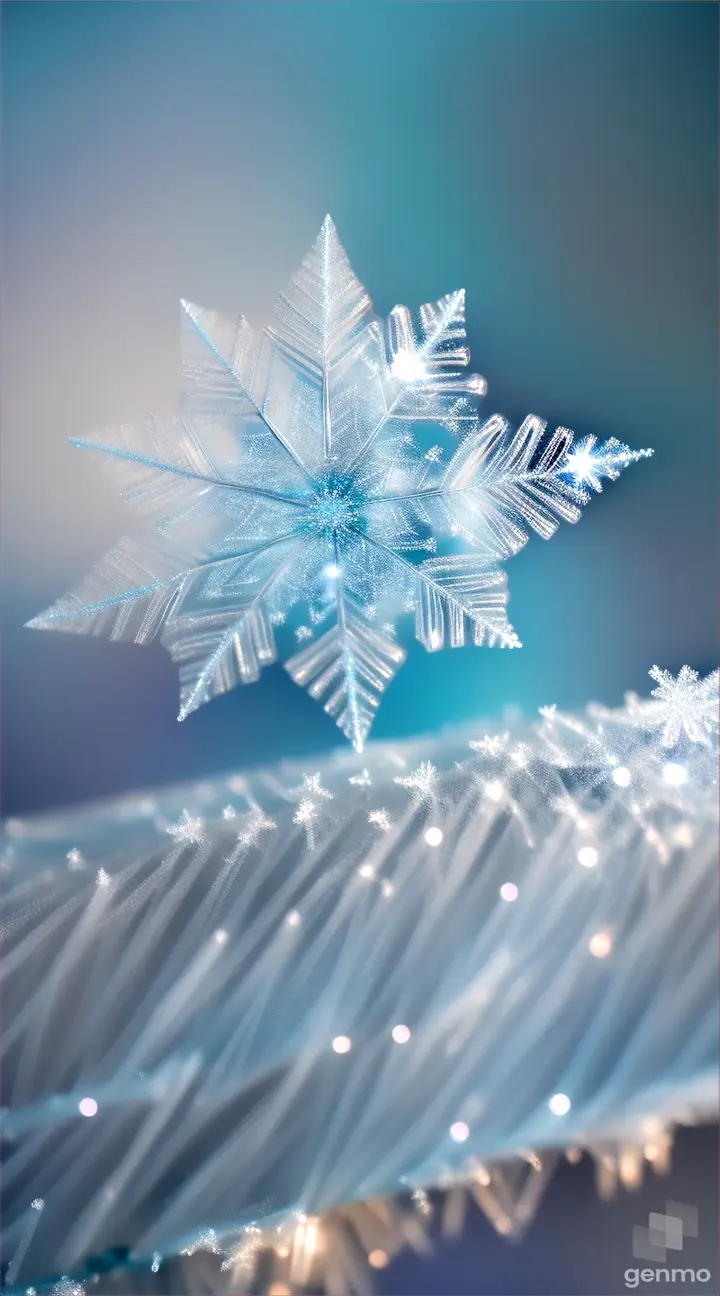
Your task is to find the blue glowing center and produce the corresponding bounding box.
[307,478,363,535]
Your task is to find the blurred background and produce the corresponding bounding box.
[1,6,717,1291]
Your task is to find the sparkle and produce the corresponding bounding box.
[95,868,111,889]
[662,762,687,787]
[380,879,395,898]
[577,845,599,868]
[391,349,428,383]
[285,909,301,928]
[349,768,372,786]
[66,848,85,870]
[332,1035,352,1054]
[78,1097,98,1117]
[484,780,505,802]
[500,882,518,902]
[213,929,228,945]
[392,1024,411,1044]
[612,766,631,787]
[424,826,443,846]
[450,1121,470,1142]
[549,1093,571,1115]
[358,862,376,880]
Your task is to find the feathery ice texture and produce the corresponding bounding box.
[1,668,717,1294]
[28,218,651,749]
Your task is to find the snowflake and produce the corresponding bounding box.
[646,665,719,747]
[469,732,509,757]
[166,809,205,845]
[368,807,391,832]
[236,806,276,849]
[589,666,719,749]
[28,217,650,750]
[394,760,439,802]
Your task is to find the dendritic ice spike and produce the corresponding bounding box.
[28,216,651,749]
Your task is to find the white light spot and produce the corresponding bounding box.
[549,1093,571,1116]
[358,862,376,880]
[424,826,443,847]
[662,762,687,787]
[588,930,612,958]
[324,563,342,579]
[79,1097,98,1118]
[391,350,427,383]
[213,929,228,945]
[500,882,518,902]
[577,845,598,868]
[381,879,395,898]
[285,909,301,928]
[392,1024,411,1044]
[612,767,631,787]
[484,780,505,802]
[332,1035,352,1054]
[450,1121,470,1142]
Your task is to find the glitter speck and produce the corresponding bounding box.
[332,1035,352,1054]
[424,826,443,846]
[79,1097,98,1117]
[549,1093,571,1115]
[577,846,599,868]
[450,1121,470,1142]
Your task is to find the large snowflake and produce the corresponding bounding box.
[29,218,651,750]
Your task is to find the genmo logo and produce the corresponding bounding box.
[624,1201,713,1288]
[624,1267,712,1288]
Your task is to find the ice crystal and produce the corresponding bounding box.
[166,810,205,845]
[646,665,719,747]
[28,218,651,749]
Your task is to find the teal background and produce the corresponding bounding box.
[2,1,717,814]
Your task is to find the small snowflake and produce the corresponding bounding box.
[166,809,205,845]
[368,807,391,832]
[96,868,111,889]
[394,761,438,802]
[469,732,509,757]
[66,848,86,870]
[222,804,236,820]
[349,767,372,786]
[297,772,334,801]
[181,1227,221,1257]
[237,807,276,848]
[647,665,719,747]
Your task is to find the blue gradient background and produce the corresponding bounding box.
[2,2,717,815]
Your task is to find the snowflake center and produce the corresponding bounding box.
[306,476,364,536]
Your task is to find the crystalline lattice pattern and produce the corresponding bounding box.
[29,218,651,749]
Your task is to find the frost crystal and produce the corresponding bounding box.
[646,665,719,747]
[28,218,651,749]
